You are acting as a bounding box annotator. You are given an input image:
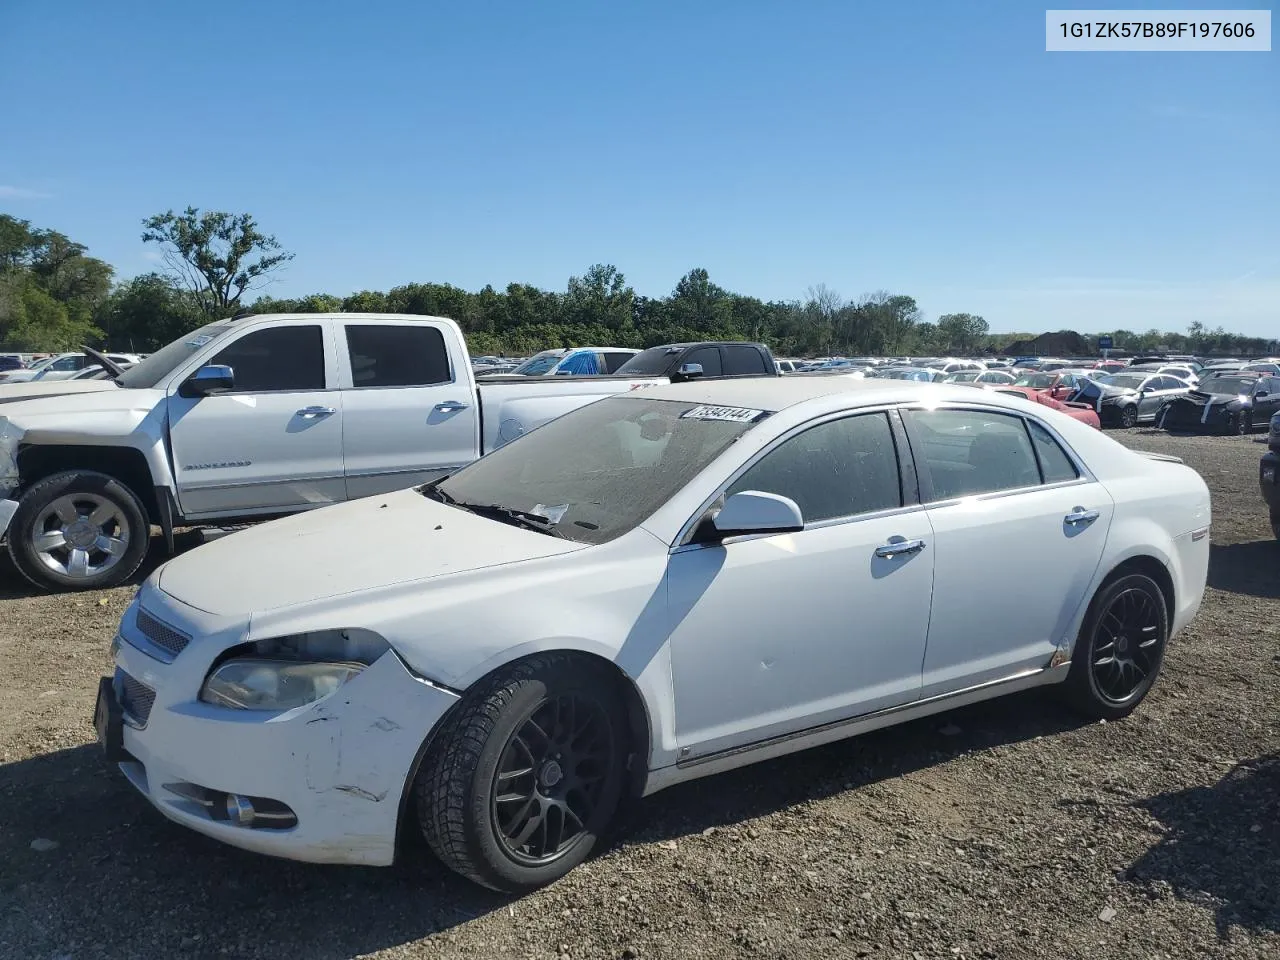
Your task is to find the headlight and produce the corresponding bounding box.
[201,659,366,710]
[199,629,389,711]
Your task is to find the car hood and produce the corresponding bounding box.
[157,488,586,616]
[0,379,119,404]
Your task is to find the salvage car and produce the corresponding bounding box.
[96,378,1210,891]
[1067,372,1192,428]
[1159,373,1280,434]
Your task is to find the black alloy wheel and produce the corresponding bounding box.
[491,694,614,865]
[1064,572,1169,720]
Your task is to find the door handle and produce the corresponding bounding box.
[296,406,335,419]
[433,400,471,413]
[1064,508,1100,525]
[874,537,926,559]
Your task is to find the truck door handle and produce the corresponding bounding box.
[874,537,926,558]
[296,406,335,419]
[1064,508,1100,525]
[433,401,471,413]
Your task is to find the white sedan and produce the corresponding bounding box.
[96,378,1211,891]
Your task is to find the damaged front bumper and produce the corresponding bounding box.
[106,592,460,866]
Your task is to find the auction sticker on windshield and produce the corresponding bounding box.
[679,405,767,423]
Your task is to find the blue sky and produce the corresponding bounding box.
[2,0,1276,335]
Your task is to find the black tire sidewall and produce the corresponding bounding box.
[428,658,628,892]
[1121,405,1138,428]
[7,471,149,591]
[1066,572,1169,720]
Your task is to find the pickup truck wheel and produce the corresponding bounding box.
[415,654,628,892]
[1119,405,1139,429]
[1062,573,1169,721]
[7,471,149,591]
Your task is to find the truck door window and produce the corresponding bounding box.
[345,324,452,387]
[722,345,768,376]
[211,325,326,393]
[684,346,722,377]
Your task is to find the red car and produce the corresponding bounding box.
[995,386,1102,429]
[1010,370,1093,402]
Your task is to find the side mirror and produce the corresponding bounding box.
[1256,390,1269,398]
[711,491,804,539]
[675,362,704,382]
[181,364,235,397]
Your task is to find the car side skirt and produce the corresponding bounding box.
[641,662,1069,796]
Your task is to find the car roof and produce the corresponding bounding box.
[636,375,1047,416]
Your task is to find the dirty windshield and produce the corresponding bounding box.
[115,322,235,389]
[430,396,767,544]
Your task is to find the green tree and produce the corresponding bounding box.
[142,207,294,319]
[936,312,989,354]
[564,264,635,333]
[96,273,202,350]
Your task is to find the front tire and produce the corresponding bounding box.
[1063,573,1169,720]
[415,654,629,892]
[7,471,150,592]
[1119,405,1139,429]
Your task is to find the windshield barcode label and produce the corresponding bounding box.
[680,405,766,423]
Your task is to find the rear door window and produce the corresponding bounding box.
[345,324,451,387]
[603,352,634,373]
[722,345,769,376]
[907,409,1042,500]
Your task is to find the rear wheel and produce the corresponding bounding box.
[415,654,629,892]
[1119,405,1139,429]
[7,471,150,592]
[1063,573,1169,720]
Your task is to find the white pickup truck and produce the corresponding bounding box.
[0,313,667,591]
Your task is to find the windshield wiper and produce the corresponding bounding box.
[456,502,566,538]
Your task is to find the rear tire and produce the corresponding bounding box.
[1063,573,1169,721]
[415,654,629,892]
[7,471,150,592]
[1119,405,1139,429]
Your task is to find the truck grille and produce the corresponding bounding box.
[136,609,190,659]
[118,670,156,727]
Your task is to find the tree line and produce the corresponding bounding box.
[0,209,1273,359]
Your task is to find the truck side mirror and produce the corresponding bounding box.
[675,362,704,382]
[181,364,235,397]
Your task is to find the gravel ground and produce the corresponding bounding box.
[1,430,1277,960]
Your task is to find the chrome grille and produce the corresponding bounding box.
[136,609,190,659]
[118,670,156,727]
